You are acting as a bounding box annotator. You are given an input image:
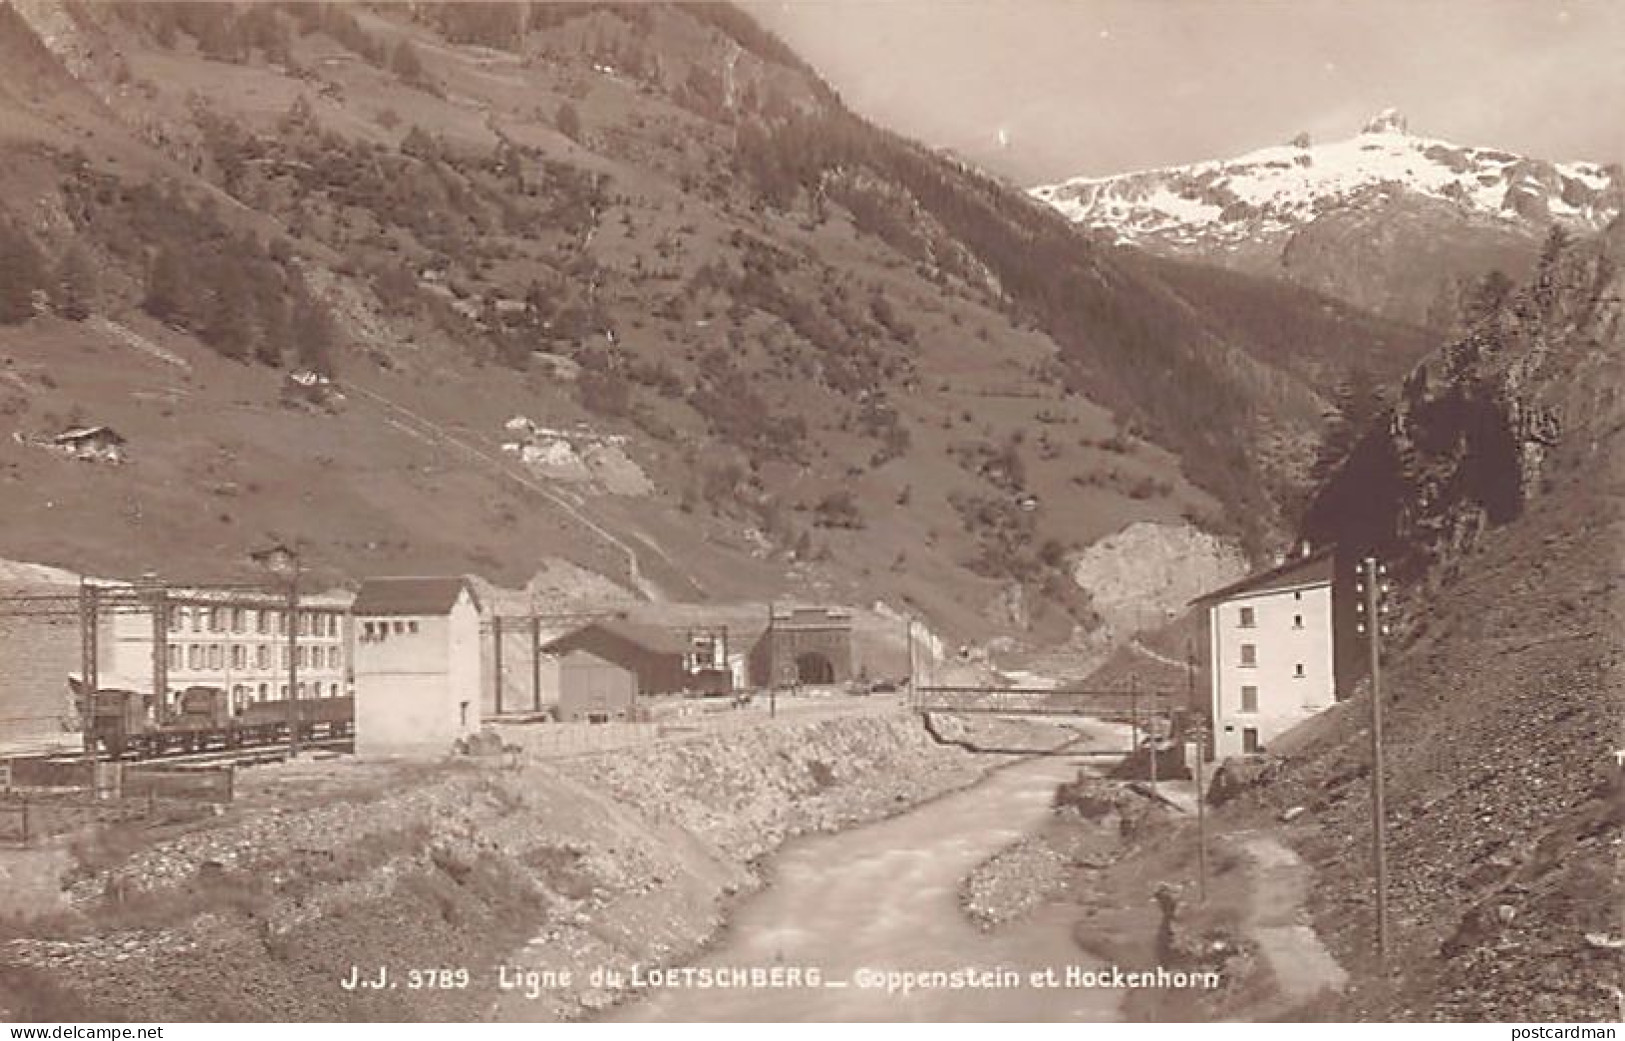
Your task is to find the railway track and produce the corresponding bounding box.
[37,736,352,771]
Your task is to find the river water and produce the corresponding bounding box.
[609,751,1119,1022]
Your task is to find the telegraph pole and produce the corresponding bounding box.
[78,578,99,772]
[1188,638,1207,900]
[286,568,300,757]
[767,602,777,719]
[1357,556,1391,968]
[530,613,542,713]
[148,575,168,722]
[1129,674,1139,757]
[905,615,918,709]
[493,614,505,716]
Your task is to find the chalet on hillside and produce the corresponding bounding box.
[53,426,126,464]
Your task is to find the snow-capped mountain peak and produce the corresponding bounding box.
[1361,107,1409,136]
[1030,112,1622,252]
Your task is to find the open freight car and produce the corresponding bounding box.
[69,676,353,758]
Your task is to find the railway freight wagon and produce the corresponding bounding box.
[69,677,353,757]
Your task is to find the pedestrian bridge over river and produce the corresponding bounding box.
[913,686,1180,719]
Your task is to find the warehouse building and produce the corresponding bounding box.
[555,649,637,722]
[541,619,691,697]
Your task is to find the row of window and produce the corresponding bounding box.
[1236,606,1306,629]
[169,643,343,672]
[221,682,344,703]
[360,619,420,640]
[1237,644,1307,677]
[168,606,341,639]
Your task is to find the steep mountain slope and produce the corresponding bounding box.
[0,1,1418,653]
[1032,109,1623,329]
[1229,219,1625,1019]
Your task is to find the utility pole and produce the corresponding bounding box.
[147,574,168,722]
[1129,674,1139,758]
[493,614,505,716]
[530,612,542,713]
[79,578,99,773]
[286,568,300,757]
[767,602,777,719]
[250,543,301,756]
[1357,555,1391,968]
[905,615,918,709]
[1188,637,1207,900]
[1148,685,1159,792]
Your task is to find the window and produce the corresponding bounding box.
[231,608,245,633]
[279,684,288,700]
[296,682,306,698]
[188,645,202,669]
[256,645,270,669]
[1293,591,1303,601]
[328,614,338,638]
[1243,728,1260,754]
[275,611,286,635]
[1238,606,1256,628]
[394,620,406,634]
[190,610,202,633]
[407,620,419,634]
[231,645,246,670]
[1293,614,1304,629]
[1294,663,1306,678]
[255,610,268,634]
[168,608,182,633]
[168,645,181,670]
[1240,643,1257,667]
[209,607,223,632]
[1241,685,1258,713]
[329,682,339,698]
[207,645,222,670]
[328,646,340,668]
[257,682,268,701]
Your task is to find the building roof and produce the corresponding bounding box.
[54,425,125,444]
[543,617,688,657]
[1191,547,1334,606]
[352,576,479,616]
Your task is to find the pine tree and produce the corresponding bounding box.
[291,295,336,374]
[201,261,254,360]
[391,39,427,86]
[143,245,190,326]
[53,244,97,321]
[256,295,289,366]
[556,102,582,142]
[0,222,43,324]
[1310,365,1387,486]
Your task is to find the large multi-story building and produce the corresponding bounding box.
[99,589,352,713]
[1195,549,1342,759]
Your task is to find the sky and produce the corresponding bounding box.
[743,0,1625,185]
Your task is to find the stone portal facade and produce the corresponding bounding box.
[748,607,853,687]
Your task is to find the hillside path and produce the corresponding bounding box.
[1231,831,1348,1009]
[342,382,684,600]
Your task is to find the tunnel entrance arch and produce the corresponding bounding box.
[794,651,836,685]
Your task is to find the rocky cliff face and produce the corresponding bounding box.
[1304,221,1623,598]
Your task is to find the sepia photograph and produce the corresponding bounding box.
[0,0,1620,1028]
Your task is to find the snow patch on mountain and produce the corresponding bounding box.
[1031,111,1622,251]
